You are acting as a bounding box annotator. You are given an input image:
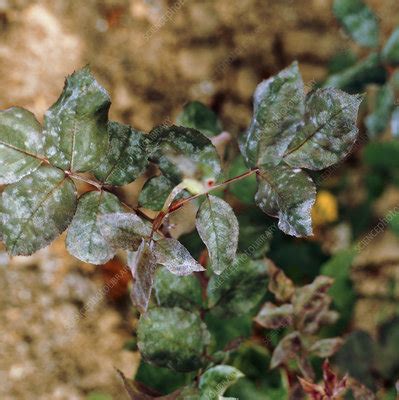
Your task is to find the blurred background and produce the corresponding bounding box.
[1,0,399,399]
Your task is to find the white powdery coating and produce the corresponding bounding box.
[43,68,110,172]
[93,122,148,186]
[0,107,44,184]
[0,166,77,256]
[199,365,244,397]
[98,212,154,251]
[66,191,124,264]
[284,88,362,171]
[153,238,205,276]
[129,240,157,313]
[256,165,316,237]
[196,195,239,275]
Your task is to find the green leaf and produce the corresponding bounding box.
[228,155,257,205]
[93,121,148,185]
[270,331,302,369]
[328,50,358,75]
[382,28,399,66]
[137,307,211,372]
[196,195,239,274]
[66,190,124,264]
[323,52,386,92]
[98,212,153,251]
[129,240,158,313]
[255,164,316,237]
[244,62,305,167]
[333,0,379,48]
[237,211,272,259]
[116,368,187,400]
[365,84,395,138]
[135,361,196,396]
[44,67,110,172]
[148,125,222,182]
[363,141,399,170]
[0,166,77,256]
[254,303,293,330]
[335,331,376,390]
[284,89,362,170]
[376,317,399,379]
[320,248,356,313]
[199,365,244,400]
[389,210,399,236]
[176,101,222,137]
[153,238,205,276]
[154,268,202,311]
[0,107,44,184]
[207,255,269,317]
[139,175,175,211]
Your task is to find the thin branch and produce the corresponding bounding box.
[67,172,103,190]
[150,167,259,232]
[168,167,259,214]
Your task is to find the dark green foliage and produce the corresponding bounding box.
[207,255,269,317]
[228,155,257,204]
[176,101,222,137]
[0,61,363,398]
[137,307,211,372]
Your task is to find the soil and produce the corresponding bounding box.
[0,0,399,398]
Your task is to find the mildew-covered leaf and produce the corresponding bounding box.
[292,275,334,334]
[154,268,202,311]
[365,84,395,138]
[199,365,244,400]
[255,164,316,237]
[0,166,77,256]
[309,338,344,358]
[270,331,302,369]
[98,212,153,251]
[139,175,175,211]
[333,0,379,48]
[207,255,269,317]
[267,263,295,302]
[284,89,362,170]
[148,125,222,182]
[0,107,44,184]
[66,190,124,264]
[153,238,205,276]
[176,101,222,137]
[93,121,148,185]
[196,195,238,275]
[137,307,211,372]
[128,240,157,313]
[244,62,305,167]
[382,27,399,66]
[254,303,293,330]
[44,67,111,172]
